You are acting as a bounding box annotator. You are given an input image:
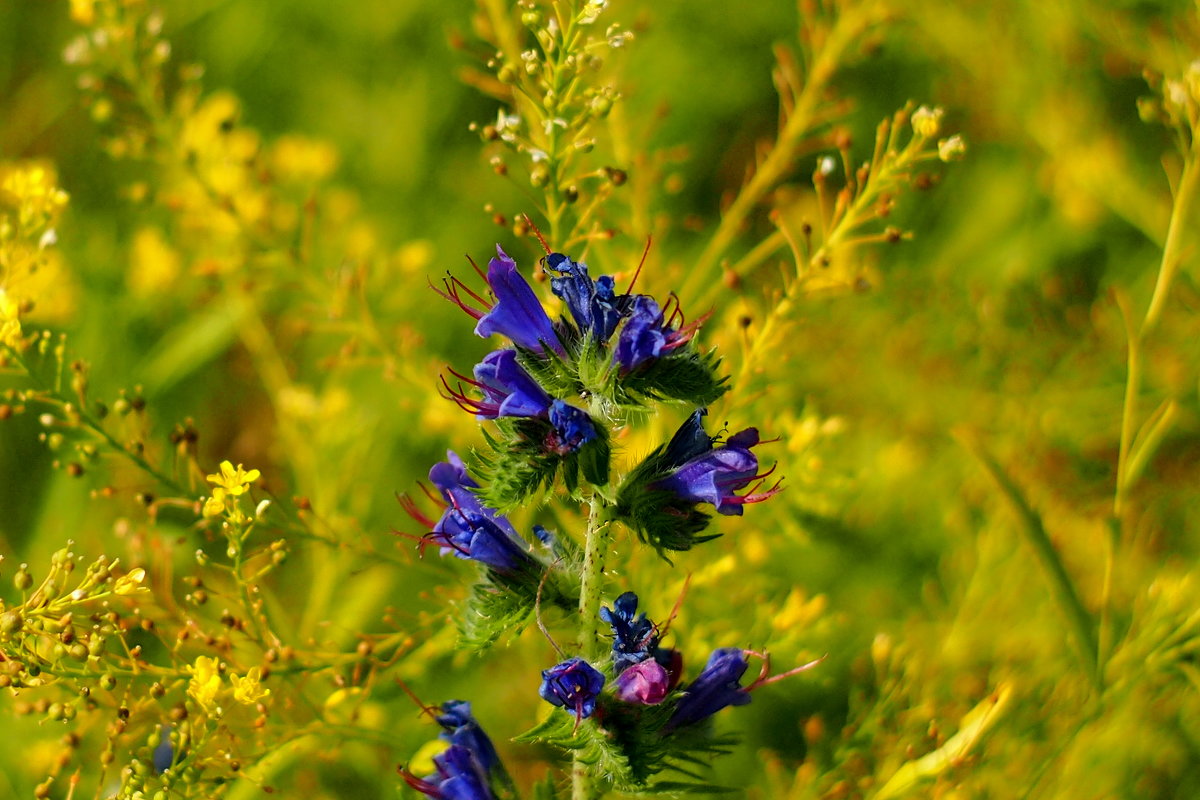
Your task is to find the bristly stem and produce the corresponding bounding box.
[573,492,609,800]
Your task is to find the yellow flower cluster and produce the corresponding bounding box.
[187,656,270,714]
[202,460,262,521]
[0,161,73,348]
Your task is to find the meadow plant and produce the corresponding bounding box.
[5,0,1200,798]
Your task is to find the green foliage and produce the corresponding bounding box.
[613,347,728,409]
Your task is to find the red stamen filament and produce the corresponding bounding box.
[625,235,653,295]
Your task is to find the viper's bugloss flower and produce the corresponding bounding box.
[613,294,706,373]
[601,591,658,675]
[546,399,598,454]
[655,411,781,516]
[440,353,597,455]
[665,648,752,729]
[435,245,564,355]
[539,657,606,720]
[421,452,538,573]
[545,252,627,343]
[613,657,670,705]
[403,744,495,800]
[437,700,501,774]
[442,349,552,420]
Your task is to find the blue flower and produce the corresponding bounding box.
[546,399,598,454]
[665,648,752,729]
[655,414,780,516]
[437,700,501,776]
[539,657,606,720]
[600,592,659,675]
[441,349,552,420]
[435,246,565,356]
[612,294,705,373]
[403,744,495,800]
[545,253,628,343]
[422,452,538,573]
[152,726,174,774]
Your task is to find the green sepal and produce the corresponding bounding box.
[615,346,727,408]
[471,415,610,512]
[516,698,738,793]
[614,445,719,559]
[457,563,575,652]
[515,345,580,398]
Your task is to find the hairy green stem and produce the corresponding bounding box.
[573,493,609,800]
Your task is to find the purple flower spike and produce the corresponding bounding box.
[656,425,781,516]
[614,658,669,705]
[475,246,565,355]
[539,658,606,721]
[665,648,752,730]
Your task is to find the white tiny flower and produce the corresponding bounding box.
[528,148,549,163]
[62,36,91,65]
[255,499,272,519]
[817,156,837,176]
[911,105,944,138]
[38,228,58,250]
[542,117,568,134]
[938,134,967,162]
[495,110,520,131]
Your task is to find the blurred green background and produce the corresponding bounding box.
[2,0,1199,798]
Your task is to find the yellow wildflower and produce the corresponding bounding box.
[68,0,96,25]
[0,288,20,349]
[188,656,223,712]
[112,567,147,595]
[229,667,270,705]
[910,105,944,139]
[206,461,261,497]
[202,487,229,519]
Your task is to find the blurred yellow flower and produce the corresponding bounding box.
[68,0,96,25]
[129,226,181,296]
[188,656,223,712]
[230,667,270,705]
[0,288,20,348]
[206,461,261,497]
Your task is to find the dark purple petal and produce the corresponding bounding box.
[547,400,597,454]
[435,510,536,573]
[655,425,770,516]
[662,409,716,467]
[600,592,658,675]
[539,658,606,719]
[546,253,626,343]
[432,745,495,800]
[437,701,501,776]
[472,349,552,419]
[429,452,519,540]
[666,648,751,729]
[614,658,670,705]
[613,295,668,372]
[474,246,564,355]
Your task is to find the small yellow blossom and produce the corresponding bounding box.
[112,567,147,595]
[938,134,967,162]
[68,0,96,25]
[202,487,229,519]
[188,656,223,712]
[230,667,270,705]
[0,289,20,349]
[206,461,261,497]
[911,105,944,139]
